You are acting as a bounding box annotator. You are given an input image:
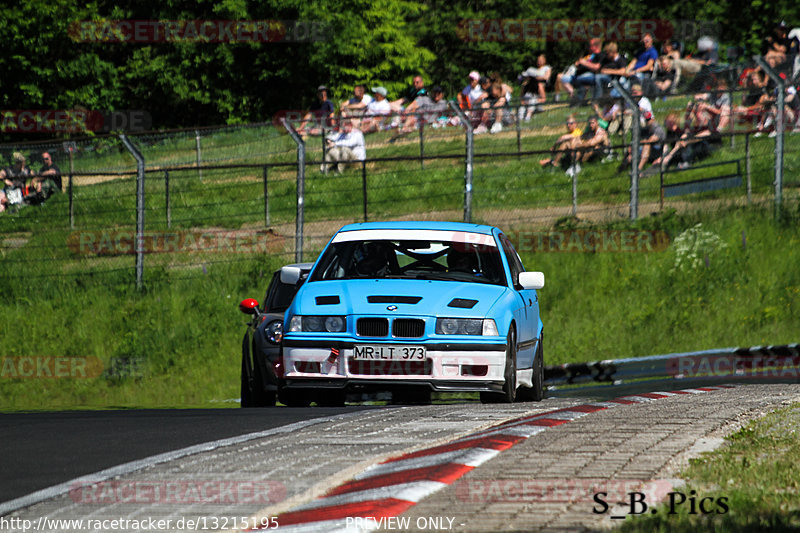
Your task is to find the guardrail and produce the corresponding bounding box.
[544,343,800,388]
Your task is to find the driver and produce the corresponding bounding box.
[446,247,478,274]
[355,242,393,277]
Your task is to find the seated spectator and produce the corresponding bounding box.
[321,119,366,174]
[556,38,605,102]
[653,56,677,96]
[539,114,582,168]
[685,36,721,92]
[390,75,427,114]
[623,33,658,93]
[595,42,628,98]
[390,86,449,141]
[522,54,551,103]
[475,82,510,134]
[24,152,62,206]
[296,85,335,135]
[340,85,373,126]
[457,71,487,109]
[686,79,732,133]
[361,87,393,133]
[763,22,793,65]
[618,110,666,174]
[0,152,32,213]
[661,40,682,60]
[574,115,611,162]
[488,72,514,103]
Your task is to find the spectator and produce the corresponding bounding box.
[321,119,366,174]
[653,56,677,96]
[618,110,666,173]
[24,152,62,206]
[763,22,793,64]
[521,54,551,104]
[556,38,605,102]
[623,33,658,93]
[390,85,448,141]
[539,114,583,168]
[686,79,732,133]
[390,75,427,114]
[685,36,721,92]
[0,152,32,212]
[488,72,514,103]
[361,86,392,133]
[661,40,682,60]
[574,115,611,163]
[457,71,487,109]
[340,85,373,126]
[296,85,335,136]
[595,42,628,98]
[475,82,509,134]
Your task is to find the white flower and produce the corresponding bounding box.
[671,223,728,272]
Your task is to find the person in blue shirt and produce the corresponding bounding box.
[625,33,658,85]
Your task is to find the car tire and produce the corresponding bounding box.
[530,334,545,401]
[480,327,517,404]
[241,349,277,408]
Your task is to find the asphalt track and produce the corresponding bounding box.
[0,406,370,505]
[3,384,800,532]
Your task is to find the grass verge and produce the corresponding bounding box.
[619,402,800,532]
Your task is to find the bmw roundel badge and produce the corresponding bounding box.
[387,305,398,311]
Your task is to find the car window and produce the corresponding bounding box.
[309,239,505,285]
[265,272,302,312]
[499,234,524,289]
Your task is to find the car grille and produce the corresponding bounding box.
[392,318,425,338]
[356,317,389,337]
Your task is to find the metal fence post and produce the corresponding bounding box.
[67,145,75,229]
[283,118,305,262]
[263,165,270,227]
[195,129,203,181]
[571,149,578,216]
[120,134,146,290]
[165,170,171,229]
[754,56,784,217]
[449,101,474,223]
[745,133,752,205]
[613,80,640,220]
[418,119,425,169]
[361,159,368,222]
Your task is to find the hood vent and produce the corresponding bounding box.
[367,295,422,304]
[316,295,340,305]
[447,298,478,309]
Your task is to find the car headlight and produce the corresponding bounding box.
[287,315,346,333]
[264,320,283,344]
[436,318,495,336]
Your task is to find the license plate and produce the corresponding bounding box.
[352,345,426,361]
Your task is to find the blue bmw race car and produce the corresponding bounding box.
[277,221,545,406]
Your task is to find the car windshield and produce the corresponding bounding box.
[309,239,506,285]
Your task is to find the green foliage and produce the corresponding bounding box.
[2,0,799,132]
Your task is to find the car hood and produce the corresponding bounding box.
[293,278,508,318]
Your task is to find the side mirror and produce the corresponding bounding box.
[239,298,260,315]
[518,271,545,290]
[280,266,301,285]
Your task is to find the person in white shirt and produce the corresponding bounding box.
[340,85,373,128]
[321,119,366,174]
[361,86,392,133]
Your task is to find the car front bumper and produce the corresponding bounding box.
[281,339,507,392]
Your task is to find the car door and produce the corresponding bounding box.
[499,234,538,370]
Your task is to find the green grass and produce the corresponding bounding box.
[619,402,800,532]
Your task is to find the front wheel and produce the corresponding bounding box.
[480,327,517,404]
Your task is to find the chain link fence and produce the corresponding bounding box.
[1,58,797,288]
